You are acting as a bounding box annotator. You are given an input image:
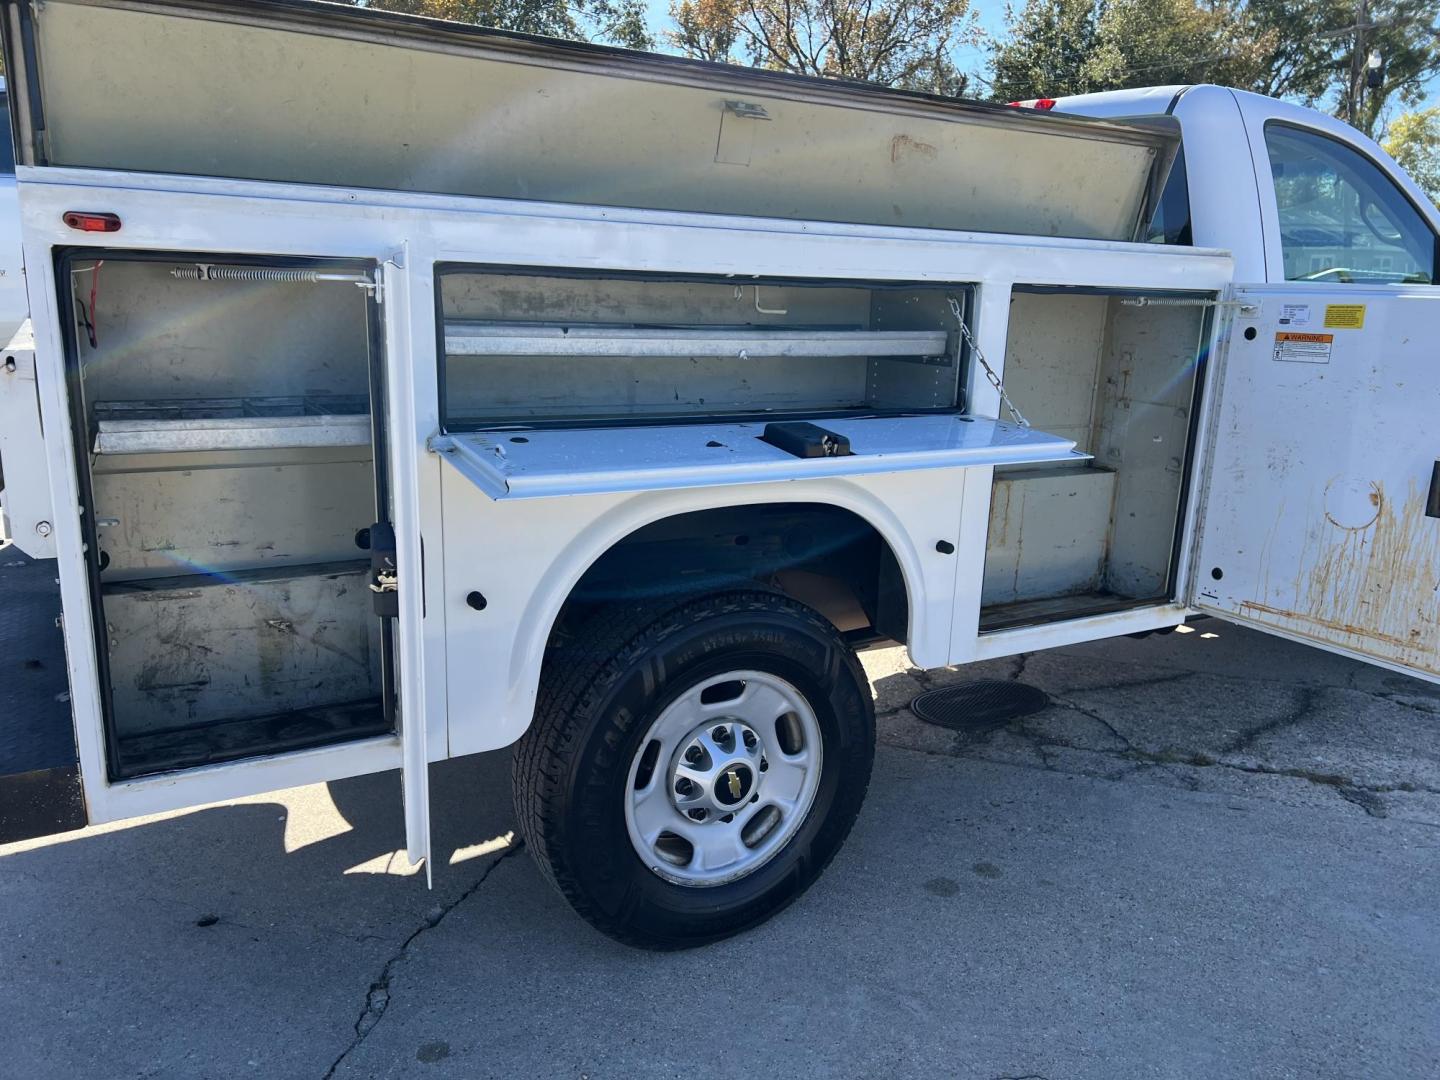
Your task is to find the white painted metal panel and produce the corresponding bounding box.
[1191,285,1440,682]
[433,416,1080,500]
[436,466,965,756]
[0,322,55,557]
[381,254,433,878]
[6,165,1233,823]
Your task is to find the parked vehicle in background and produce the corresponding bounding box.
[1,2,1437,949]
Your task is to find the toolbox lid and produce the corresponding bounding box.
[5,0,1175,243]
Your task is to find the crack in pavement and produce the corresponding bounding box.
[1010,652,1031,682]
[1222,687,1317,754]
[321,840,525,1079]
[876,657,1439,821]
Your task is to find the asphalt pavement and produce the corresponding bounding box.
[2,559,1438,1079]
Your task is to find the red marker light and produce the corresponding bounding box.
[1034,98,1058,110]
[1006,98,1058,111]
[62,211,122,233]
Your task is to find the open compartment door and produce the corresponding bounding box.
[434,416,1079,501]
[381,253,432,879]
[1190,285,1440,682]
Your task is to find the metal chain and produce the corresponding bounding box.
[946,295,1029,428]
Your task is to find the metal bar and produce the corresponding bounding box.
[443,324,951,359]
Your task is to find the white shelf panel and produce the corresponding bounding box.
[444,323,950,359]
[433,414,1082,500]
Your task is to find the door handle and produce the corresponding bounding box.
[1427,461,1440,519]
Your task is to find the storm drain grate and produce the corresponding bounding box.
[910,680,1050,732]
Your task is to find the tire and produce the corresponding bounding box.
[512,589,875,949]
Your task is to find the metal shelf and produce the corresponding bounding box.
[443,323,951,359]
[92,397,371,454]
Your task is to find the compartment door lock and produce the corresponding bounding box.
[365,522,400,618]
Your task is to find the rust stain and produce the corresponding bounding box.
[890,134,938,164]
[1240,481,1440,673]
[1321,477,1382,531]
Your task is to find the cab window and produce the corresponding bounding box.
[1265,123,1437,284]
[1145,146,1192,246]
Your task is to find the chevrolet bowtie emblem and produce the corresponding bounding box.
[727,769,742,799]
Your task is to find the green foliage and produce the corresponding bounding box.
[989,0,1440,140]
[990,0,1265,101]
[988,0,1099,101]
[1383,106,1440,199]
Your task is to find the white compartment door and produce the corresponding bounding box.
[381,253,432,878]
[1190,285,1440,682]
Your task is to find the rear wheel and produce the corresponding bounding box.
[512,590,875,949]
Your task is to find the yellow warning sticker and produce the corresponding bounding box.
[1323,304,1366,329]
[1273,331,1333,364]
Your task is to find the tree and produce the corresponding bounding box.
[988,0,1099,101]
[1239,0,1354,103]
[989,0,1440,141]
[341,0,655,51]
[667,0,982,95]
[1383,105,1440,198]
[1329,0,1440,138]
[990,0,1264,101]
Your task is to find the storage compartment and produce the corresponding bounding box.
[63,255,392,778]
[980,289,1209,630]
[438,269,969,427]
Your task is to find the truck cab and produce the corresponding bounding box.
[1052,83,1440,285]
[1,1,1436,948]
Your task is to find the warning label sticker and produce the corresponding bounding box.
[1273,331,1334,364]
[1324,303,1366,329]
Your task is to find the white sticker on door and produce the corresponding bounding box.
[1278,303,1311,327]
[1272,331,1333,363]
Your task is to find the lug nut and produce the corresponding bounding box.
[688,808,708,821]
[685,746,703,764]
[711,726,729,742]
[674,778,692,795]
[742,730,757,749]
[720,813,734,823]
[759,757,769,772]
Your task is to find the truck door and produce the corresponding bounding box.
[1189,119,1440,682]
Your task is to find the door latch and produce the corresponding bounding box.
[364,521,399,617]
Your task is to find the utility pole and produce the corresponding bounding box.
[1315,1,1393,134]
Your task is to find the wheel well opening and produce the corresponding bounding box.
[555,503,910,648]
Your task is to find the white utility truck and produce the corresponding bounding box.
[1,0,1437,948]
